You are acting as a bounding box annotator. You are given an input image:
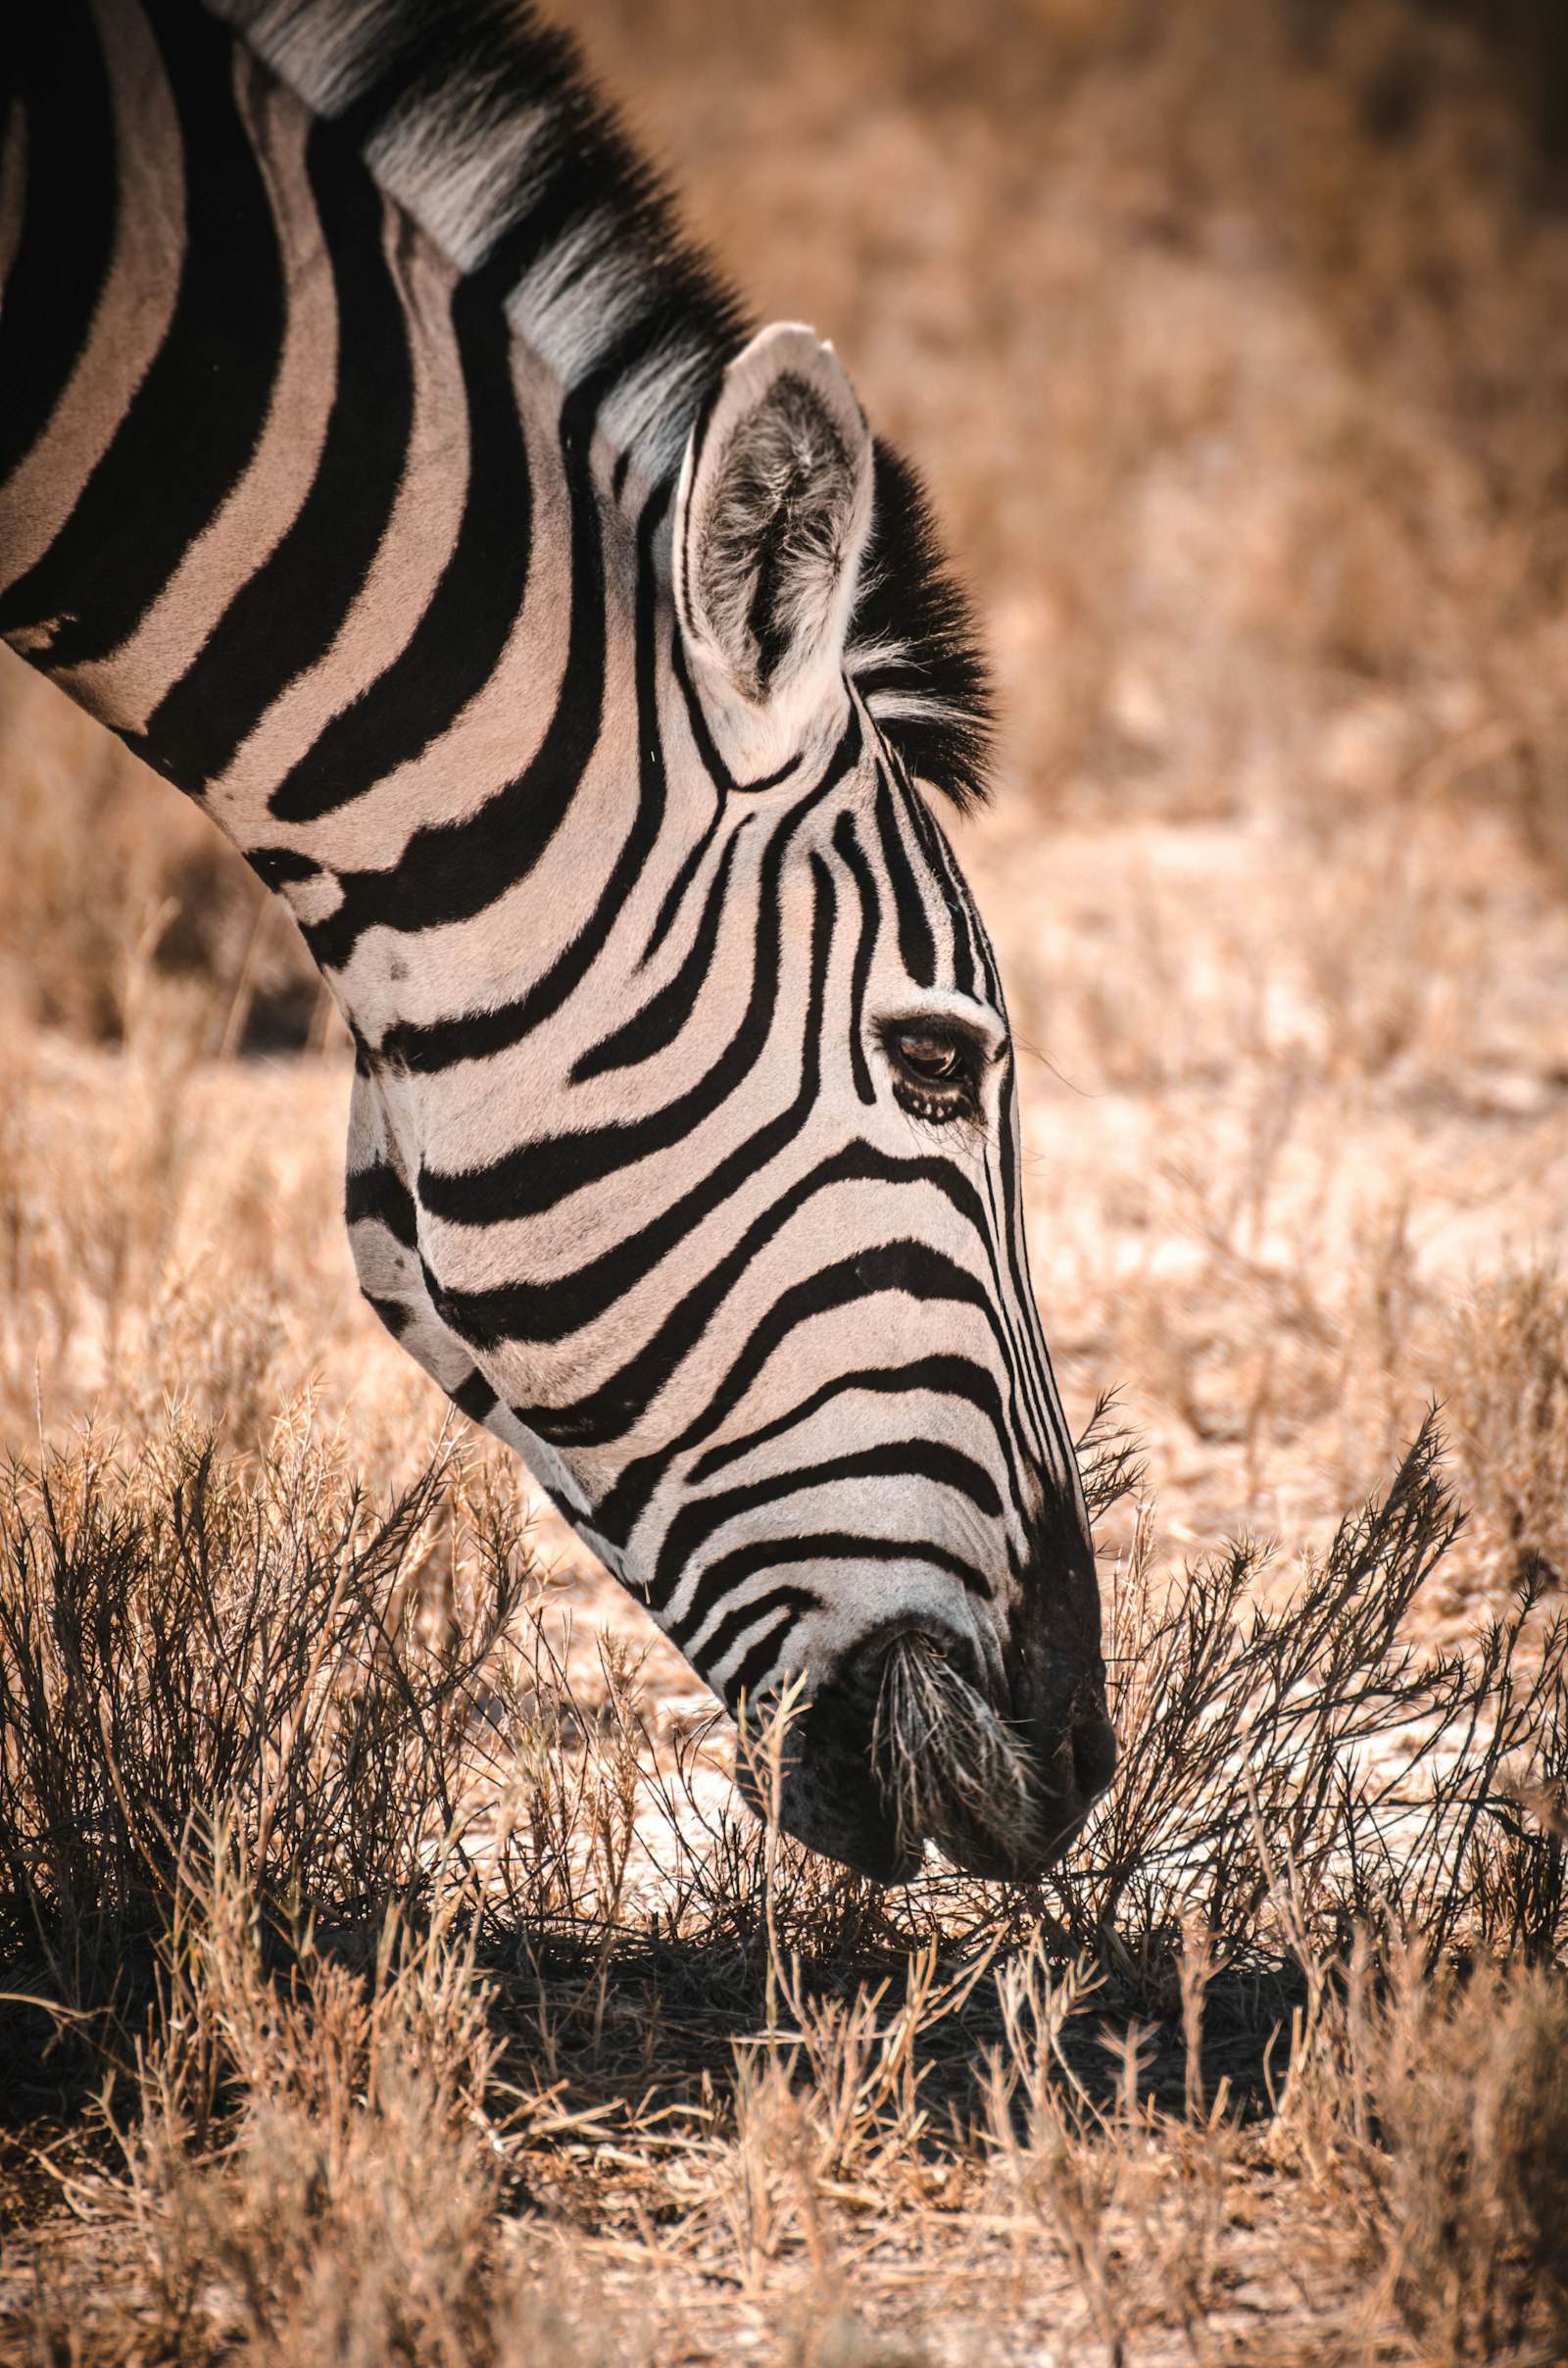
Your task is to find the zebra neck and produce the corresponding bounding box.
[0,0,694,946]
[0,0,993,960]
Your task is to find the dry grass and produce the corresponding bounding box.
[0,657,318,1055]
[6,0,1568,2356]
[0,1413,1563,2363]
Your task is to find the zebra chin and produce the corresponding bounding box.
[731,1620,1116,1887]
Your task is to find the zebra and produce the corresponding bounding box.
[0,0,1115,1883]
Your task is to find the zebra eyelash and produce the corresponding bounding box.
[897,1087,974,1126]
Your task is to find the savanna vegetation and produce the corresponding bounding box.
[3,0,1568,2359]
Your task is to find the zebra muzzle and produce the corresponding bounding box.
[733,1626,1105,1884]
[869,1630,1053,1878]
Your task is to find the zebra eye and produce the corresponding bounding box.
[898,1031,960,1080]
[883,1023,982,1123]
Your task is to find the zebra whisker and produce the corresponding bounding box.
[871,1630,1044,1873]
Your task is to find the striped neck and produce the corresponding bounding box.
[0,0,992,885]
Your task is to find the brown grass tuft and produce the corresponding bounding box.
[1358,1955,1568,2363]
[2,1410,1564,2361]
[1446,1262,1568,1599]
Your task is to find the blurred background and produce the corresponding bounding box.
[3,0,1566,1637]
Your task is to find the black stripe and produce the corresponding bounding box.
[571,827,744,1081]
[377,481,672,1072]
[344,1159,418,1250]
[687,1357,1011,1486]
[872,765,936,988]
[655,1441,1003,1606]
[638,723,725,967]
[0,4,119,496]
[903,775,978,996]
[969,901,1004,1006]
[668,1531,988,1641]
[415,718,858,1225]
[831,810,878,1105]
[266,236,535,823]
[301,357,617,971]
[0,0,285,666]
[964,1075,1068,1503]
[723,1602,814,1705]
[695,1586,814,1684]
[981,1072,1058,1494]
[450,1368,499,1424]
[996,1056,1076,1485]
[735,751,803,792]
[669,664,807,790]
[729,1609,805,1704]
[363,1293,413,1340]
[669,610,741,793]
[247,844,322,892]
[139,117,416,792]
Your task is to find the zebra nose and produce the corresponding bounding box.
[868,1628,1110,1880]
[731,1625,1112,1886]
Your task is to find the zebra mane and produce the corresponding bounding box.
[212,0,993,809]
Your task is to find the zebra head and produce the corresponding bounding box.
[357,324,1113,1884]
[1,0,1113,1886]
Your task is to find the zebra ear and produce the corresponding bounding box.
[673,323,873,770]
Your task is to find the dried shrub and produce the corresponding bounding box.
[121,1864,502,2367]
[1060,1415,1568,1966]
[15,1847,660,2367]
[0,1414,531,2013]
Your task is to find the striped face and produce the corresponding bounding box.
[348,330,1113,1881]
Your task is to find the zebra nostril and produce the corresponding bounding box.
[1071,1705,1118,1804]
